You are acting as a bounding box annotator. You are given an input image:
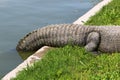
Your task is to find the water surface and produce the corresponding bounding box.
[0,0,101,78]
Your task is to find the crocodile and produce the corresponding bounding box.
[16,24,120,53]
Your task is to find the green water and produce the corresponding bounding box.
[0,0,101,78]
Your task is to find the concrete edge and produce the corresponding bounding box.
[2,46,52,80]
[73,0,112,25]
[2,0,112,80]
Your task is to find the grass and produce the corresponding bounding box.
[85,0,120,25]
[12,46,120,80]
[12,0,120,80]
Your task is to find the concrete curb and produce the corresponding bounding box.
[2,46,52,80]
[73,0,112,25]
[2,0,112,80]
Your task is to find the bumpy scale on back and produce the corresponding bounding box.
[16,24,120,53]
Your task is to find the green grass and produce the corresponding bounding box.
[12,0,120,80]
[12,46,120,80]
[85,0,120,25]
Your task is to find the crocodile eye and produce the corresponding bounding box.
[26,34,29,37]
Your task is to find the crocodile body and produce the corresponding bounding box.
[16,24,120,53]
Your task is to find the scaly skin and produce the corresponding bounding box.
[16,24,120,53]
